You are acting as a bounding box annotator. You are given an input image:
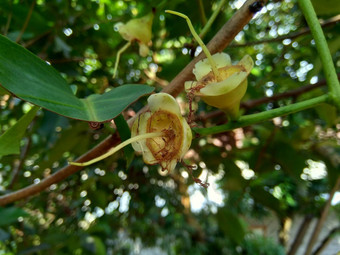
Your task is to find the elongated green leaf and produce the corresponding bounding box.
[0,106,39,157]
[0,34,154,122]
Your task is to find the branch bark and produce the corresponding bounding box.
[0,0,265,206]
[312,226,340,255]
[288,215,313,255]
[303,176,340,255]
[229,14,340,48]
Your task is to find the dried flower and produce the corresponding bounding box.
[131,93,192,172]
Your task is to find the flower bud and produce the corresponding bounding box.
[117,12,153,56]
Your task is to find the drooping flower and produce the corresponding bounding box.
[185,52,253,119]
[116,12,154,57]
[131,93,192,172]
[70,93,192,171]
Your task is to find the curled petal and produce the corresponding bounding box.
[131,93,192,172]
[200,71,248,96]
[193,53,231,81]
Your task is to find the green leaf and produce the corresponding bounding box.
[315,103,338,127]
[0,34,154,122]
[0,106,39,157]
[0,207,29,227]
[221,159,248,191]
[311,0,340,15]
[250,186,283,217]
[217,208,247,244]
[114,114,135,168]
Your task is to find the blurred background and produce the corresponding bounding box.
[0,0,339,254]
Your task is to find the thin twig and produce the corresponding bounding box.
[3,1,13,36]
[8,136,33,189]
[199,0,227,39]
[288,215,313,255]
[0,0,266,206]
[197,0,207,25]
[229,14,340,48]
[16,0,37,43]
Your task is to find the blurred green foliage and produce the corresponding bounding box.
[0,0,339,254]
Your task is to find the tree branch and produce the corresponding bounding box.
[16,0,36,43]
[198,75,334,122]
[303,176,340,255]
[194,94,329,136]
[312,226,340,255]
[288,215,313,255]
[0,0,265,206]
[229,14,340,48]
[298,0,340,110]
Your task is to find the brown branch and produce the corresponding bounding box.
[16,0,37,43]
[312,226,340,255]
[8,138,32,189]
[0,133,120,206]
[0,0,265,206]
[229,14,340,48]
[304,176,340,255]
[288,215,313,255]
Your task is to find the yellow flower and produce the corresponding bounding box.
[185,53,253,118]
[131,93,192,172]
[116,12,153,57]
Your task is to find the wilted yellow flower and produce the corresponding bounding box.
[70,93,191,170]
[185,52,253,118]
[131,93,192,172]
[116,12,153,57]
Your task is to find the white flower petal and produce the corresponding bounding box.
[200,71,248,96]
[193,53,231,80]
[131,112,151,152]
[184,81,197,92]
[238,55,254,73]
[148,93,182,116]
[180,119,192,158]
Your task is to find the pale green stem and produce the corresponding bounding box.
[69,132,162,166]
[199,0,227,39]
[197,0,207,25]
[113,41,131,78]
[297,0,340,110]
[194,95,329,136]
[165,10,221,81]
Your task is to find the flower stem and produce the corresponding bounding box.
[297,0,340,110]
[69,132,163,166]
[193,94,329,136]
[199,0,227,39]
[113,41,131,78]
[165,10,221,81]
